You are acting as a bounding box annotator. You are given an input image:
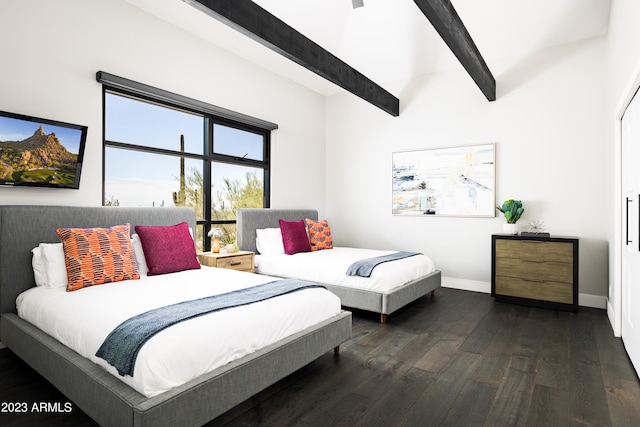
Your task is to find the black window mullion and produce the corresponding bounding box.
[203,118,213,252]
[101,86,107,205]
[105,140,205,161]
[263,132,271,208]
[209,153,267,169]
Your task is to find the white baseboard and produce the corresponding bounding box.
[441,276,491,294]
[607,299,622,337]
[441,276,607,309]
[579,293,607,309]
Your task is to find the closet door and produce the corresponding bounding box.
[622,88,640,374]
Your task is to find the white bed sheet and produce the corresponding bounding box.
[16,267,341,398]
[255,247,435,292]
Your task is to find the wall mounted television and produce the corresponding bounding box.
[0,110,87,189]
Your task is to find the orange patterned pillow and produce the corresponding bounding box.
[305,218,333,251]
[56,223,140,292]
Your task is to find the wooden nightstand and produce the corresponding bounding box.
[197,250,255,273]
[491,234,578,312]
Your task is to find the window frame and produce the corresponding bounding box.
[99,74,273,251]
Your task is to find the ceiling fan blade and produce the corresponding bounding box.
[352,0,364,8]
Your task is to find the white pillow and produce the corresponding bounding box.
[31,246,47,287]
[256,228,285,255]
[131,234,149,276]
[40,243,68,288]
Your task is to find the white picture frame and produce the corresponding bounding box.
[392,143,496,217]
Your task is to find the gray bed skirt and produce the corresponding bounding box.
[1,311,351,427]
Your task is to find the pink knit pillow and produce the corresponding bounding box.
[134,222,200,275]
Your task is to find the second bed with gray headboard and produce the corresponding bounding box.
[237,208,441,323]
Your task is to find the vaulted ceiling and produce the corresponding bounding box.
[126,0,611,112]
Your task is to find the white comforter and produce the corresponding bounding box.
[16,267,341,398]
[255,247,436,292]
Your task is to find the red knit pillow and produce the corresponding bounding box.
[134,222,201,275]
[305,218,333,251]
[56,223,140,292]
[278,219,311,255]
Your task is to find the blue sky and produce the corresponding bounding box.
[0,115,84,154]
[104,93,264,207]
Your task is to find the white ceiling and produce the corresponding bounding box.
[126,0,612,96]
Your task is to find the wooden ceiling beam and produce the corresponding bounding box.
[184,0,400,116]
[413,0,496,101]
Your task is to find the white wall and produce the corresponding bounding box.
[0,0,326,211]
[0,0,621,309]
[605,0,640,334]
[325,36,609,305]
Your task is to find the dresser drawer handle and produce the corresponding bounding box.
[230,261,242,266]
[522,278,544,283]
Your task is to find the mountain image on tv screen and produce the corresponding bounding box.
[0,112,87,188]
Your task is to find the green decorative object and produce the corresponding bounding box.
[497,199,524,224]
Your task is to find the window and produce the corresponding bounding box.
[102,81,273,252]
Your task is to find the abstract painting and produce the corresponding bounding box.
[392,143,495,217]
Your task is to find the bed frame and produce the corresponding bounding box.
[0,205,351,427]
[237,208,441,323]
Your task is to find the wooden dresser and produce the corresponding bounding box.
[197,250,255,273]
[491,234,579,311]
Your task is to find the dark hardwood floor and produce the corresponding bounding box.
[2,288,639,426]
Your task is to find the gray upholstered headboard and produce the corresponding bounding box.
[0,206,196,318]
[237,208,318,253]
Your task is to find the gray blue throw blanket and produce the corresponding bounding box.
[95,279,326,376]
[347,251,421,278]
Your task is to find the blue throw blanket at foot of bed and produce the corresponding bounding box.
[346,251,421,278]
[95,279,326,376]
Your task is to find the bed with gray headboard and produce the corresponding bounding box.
[237,208,441,323]
[0,205,351,427]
